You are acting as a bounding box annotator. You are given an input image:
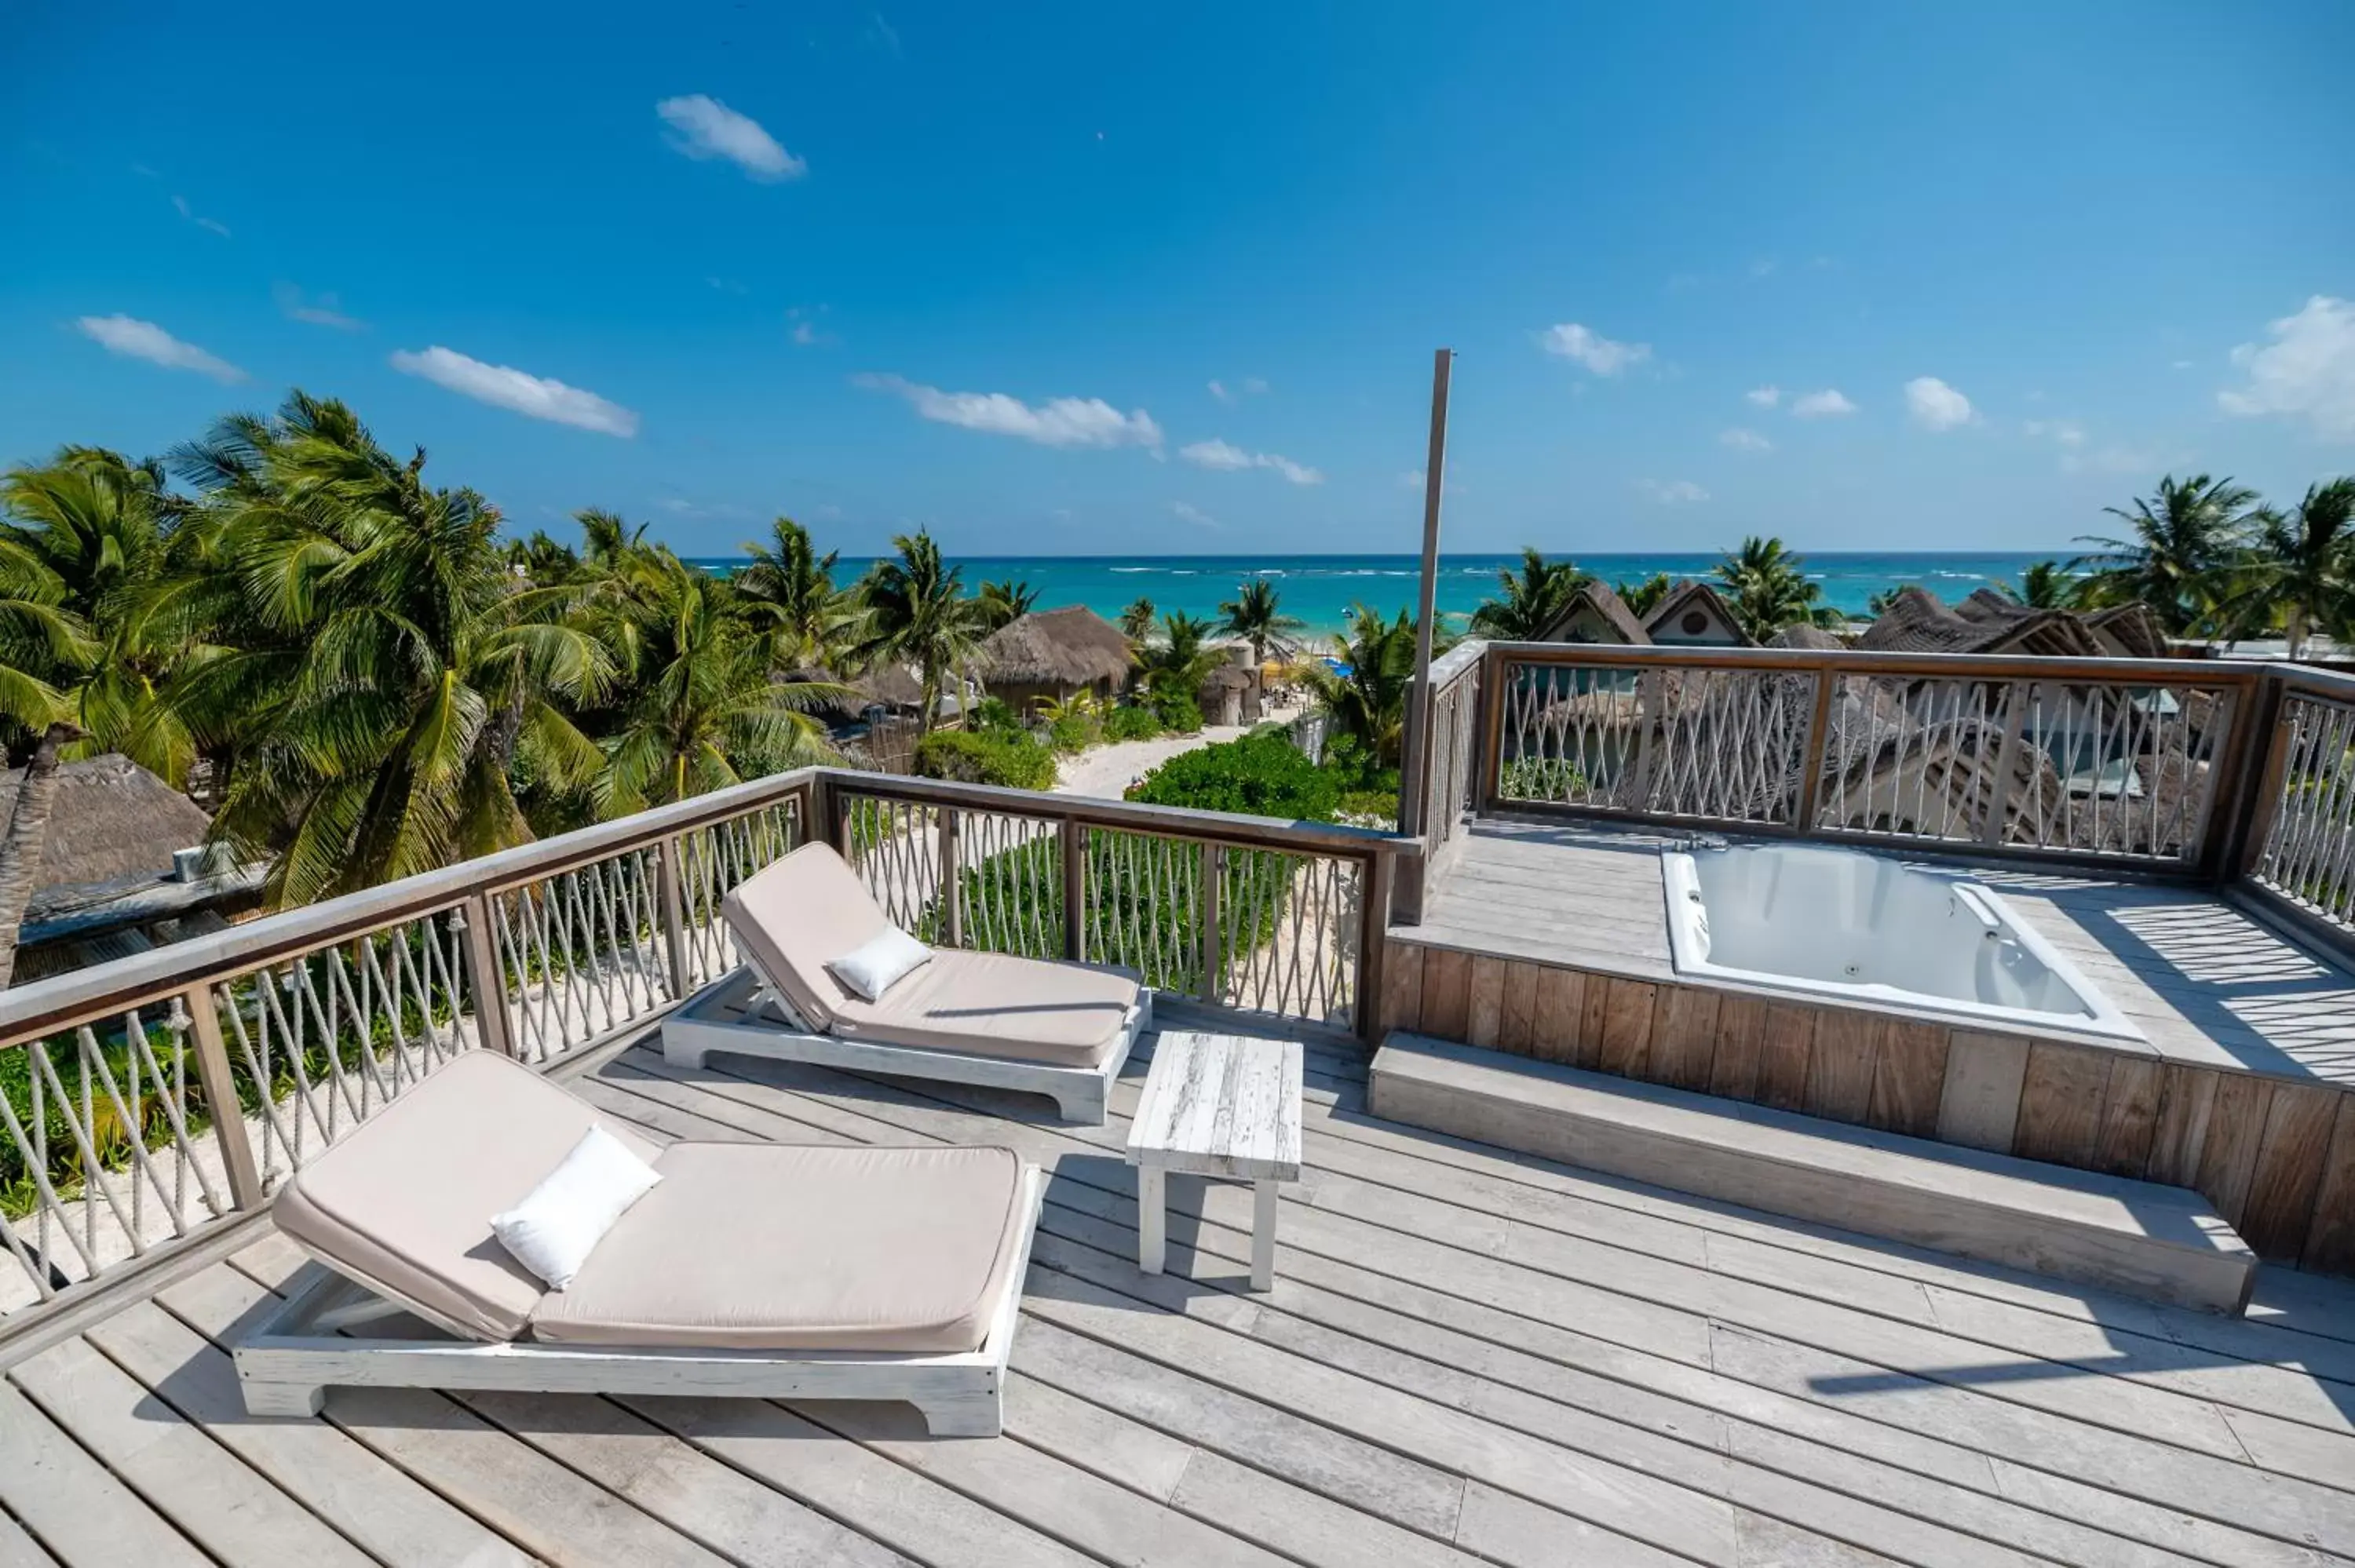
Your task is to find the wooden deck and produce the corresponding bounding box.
[6,1002,2355,1567]
[1418,818,2355,1090]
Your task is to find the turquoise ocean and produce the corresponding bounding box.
[682,552,2061,640]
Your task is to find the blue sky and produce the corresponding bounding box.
[5,1,2353,558]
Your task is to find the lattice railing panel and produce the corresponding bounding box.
[2253,695,2355,923]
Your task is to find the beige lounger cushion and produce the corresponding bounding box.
[271,1052,662,1342]
[722,842,896,1030]
[724,842,1139,1067]
[831,949,1135,1067]
[528,1143,1028,1354]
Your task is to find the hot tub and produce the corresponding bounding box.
[1660,841,2141,1041]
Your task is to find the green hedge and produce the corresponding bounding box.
[1126,731,1339,821]
[1102,704,1162,742]
[916,831,1292,996]
[914,729,1057,791]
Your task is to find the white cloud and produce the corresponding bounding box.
[1904,376,1974,432]
[2063,443,2170,477]
[274,283,363,330]
[1207,376,1267,403]
[856,373,1162,450]
[1539,323,1651,376]
[2022,418,2087,447]
[1171,501,1220,529]
[2219,295,2355,440]
[1397,469,1426,490]
[1636,479,1708,505]
[2172,359,2195,371]
[389,346,640,436]
[75,315,245,382]
[172,194,229,238]
[1718,427,1773,453]
[1179,437,1321,484]
[655,94,805,181]
[1744,385,1784,409]
[1789,388,1857,418]
[1207,379,1232,403]
[1243,376,1269,396]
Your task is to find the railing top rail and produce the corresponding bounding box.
[1480,640,2267,686]
[0,766,825,1047]
[2270,663,2355,706]
[1427,638,1488,686]
[831,769,1415,857]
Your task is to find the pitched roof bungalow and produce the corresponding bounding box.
[1641,579,1751,647]
[1535,582,1652,646]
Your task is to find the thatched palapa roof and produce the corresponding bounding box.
[976,605,1134,687]
[0,754,212,898]
[1642,579,1750,645]
[1860,586,2109,658]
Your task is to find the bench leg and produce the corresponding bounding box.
[913,1387,1002,1438]
[242,1380,326,1418]
[1251,1179,1279,1292]
[1137,1166,1166,1274]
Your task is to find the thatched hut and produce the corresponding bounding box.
[3,754,261,981]
[975,605,1135,714]
[1643,580,1749,647]
[1535,582,1652,646]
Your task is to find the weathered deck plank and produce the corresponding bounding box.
[12,1007,2355,1568]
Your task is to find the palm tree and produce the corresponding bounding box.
[735,516,845,668]
[1138,611,1225,701]
[853,531,984,736]
[1298,604,1429,766]
[1866,584,1921,618]
[166,392,608,906]
[585,551,838,818]
[2216,479,2355,658]
[1218,578,1305,665]
[974,578,1038,631]
[1714,536,1842,642]
[2001,560,2077,610]
[1614,572,1672,618]
[1118,596,1156,641]
[1470,548,1587,640]
[2074,474,2262,635]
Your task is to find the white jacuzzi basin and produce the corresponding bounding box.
[1661,842,2141,1041]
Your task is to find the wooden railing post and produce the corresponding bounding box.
[1061,818,1086,961]
[1791,664,1838,831]
[1357,851,1393,1043]
[452,894,517,1059]
[1197,841,1223,1004]
[1978,680,2032,847]
[655,833,691,997]
[177,982,265,1211]
[810,774,844,854]
[939,809,963,948]
[2214,671,2289,883]
[1477,647,1508,811]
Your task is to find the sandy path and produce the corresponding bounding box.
[1053,706,1304,800]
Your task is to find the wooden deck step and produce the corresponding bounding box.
[1369,1033,2259,1315]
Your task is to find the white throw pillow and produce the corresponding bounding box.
[489,1126,662,1291]
[827,926,933,1002]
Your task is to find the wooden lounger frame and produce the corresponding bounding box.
[660,964,1151,1124]
[236,1164,1046,1437]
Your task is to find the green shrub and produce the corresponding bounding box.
[1047,713,1098,754]
[915,830,1292,995]
[1150,688,1204,735]
[1334,788,1400,826]
[1102,704,1162,742]
[1128,731,1339,822]
[1499,756,1589,799]
[968,696,1024,735]
[914,729,1057,791]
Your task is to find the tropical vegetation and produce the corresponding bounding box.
[1469,548,1586,639]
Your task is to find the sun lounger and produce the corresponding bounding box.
[659,841,1150,1122]
[236,1051,1044,1436]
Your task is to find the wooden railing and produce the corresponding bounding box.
[2238,665,2355,938]
[827,773,1402,1032]
[1463,643,2263,874]
[0,765,1408,1340]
